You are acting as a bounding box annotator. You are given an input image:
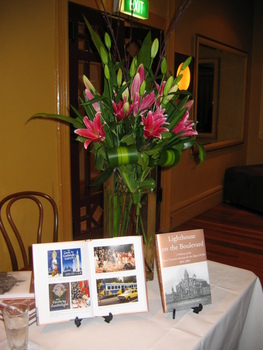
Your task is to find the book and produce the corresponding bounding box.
[0,271,34,298]
[32,236,148,325]
[155,229,212,313]
[0,298,36,326]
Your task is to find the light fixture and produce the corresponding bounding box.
[176,63,191,91]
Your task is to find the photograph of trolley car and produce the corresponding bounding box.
[94,244,135,273]
[96,276,138,306]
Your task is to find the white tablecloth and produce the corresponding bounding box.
[0,261,262,350]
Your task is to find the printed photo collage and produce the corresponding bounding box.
[47,248,89,312]
[94,243,139,306]
[47,242,139,313]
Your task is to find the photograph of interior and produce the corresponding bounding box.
[0,0,263,348]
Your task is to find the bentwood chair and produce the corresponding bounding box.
[0,191,58,271]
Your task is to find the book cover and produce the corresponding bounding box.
[0,271,34,298]
[155,229,212,313]
[0,298,36,326]
[32,236,148,325]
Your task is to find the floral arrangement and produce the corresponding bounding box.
[30,5,205,244]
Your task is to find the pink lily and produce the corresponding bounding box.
[141,107,169,140]
[172,111,198,138]
[183,99,194,111]
[85,89,100,112]
[132,90,155,116]
[130,64,146,101]
[130,73,141,102]
[112,96,132,121]
[136,64,145,84]
[129,64,155,116]
[155,81,166,107]
[74,113,106,149]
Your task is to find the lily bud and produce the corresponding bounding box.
[122,82,129,101]
[123,101,130,114]
[136,64,145,84]
[140,80,146,96]
[104,32,111,51]
[130,57,137,78]
[117,68,122,87]
[100,46,108,65]
[151,38,159,59]
[162,83,178,105]
[104,64,110,80]
[83,75,96,93]
[163,76,174,96]
[161,57,167,75]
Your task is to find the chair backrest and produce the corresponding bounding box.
[0,191,58,271]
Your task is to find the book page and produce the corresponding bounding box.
[33,240,93,325]
[87,236,148,317]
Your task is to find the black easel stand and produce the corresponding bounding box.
[103,312,113,323]
[172,304,203,319]
[74,313,113,327]
[74,317,82,327]
[172,309,176,319]
[192,303,203,314]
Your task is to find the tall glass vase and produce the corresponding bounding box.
[104,170,156,281]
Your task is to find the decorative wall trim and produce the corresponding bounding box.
[55,0,73,241]
[169,185,223,230]
[259,62,263,140]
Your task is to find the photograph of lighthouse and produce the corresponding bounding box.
[62,248,82,277]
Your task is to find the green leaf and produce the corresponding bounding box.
[182,139,195,149]
[83,16,106,62]
[71,103,88,123]
[118,166,137,193]
[137,178,156,191]
[75,135,86,143]
[138,152,149,170]
[158,148,182,167]
[194,142,206,165]
[91,167,113,186]
[27,113,83,128]
[167,108,186,130]
[181,56,192,70]
[94,146,107,170]
[138,31,151,70]
[120,134,136,146]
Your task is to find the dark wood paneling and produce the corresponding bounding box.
[175,203,263,285]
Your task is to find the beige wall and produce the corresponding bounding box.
[0,0,71,271]
[0,0,261,270]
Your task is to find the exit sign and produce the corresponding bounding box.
[119,0,149,20]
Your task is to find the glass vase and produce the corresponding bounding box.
[103,170,156,281]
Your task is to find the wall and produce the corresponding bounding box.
[247,0,263,163]
[160,0,255,232]
[0,0,72,271]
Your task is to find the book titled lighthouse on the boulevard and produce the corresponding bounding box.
[155,229,212,313]
[32,236,148,325]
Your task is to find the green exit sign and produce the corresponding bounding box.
[121,0,149,20]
